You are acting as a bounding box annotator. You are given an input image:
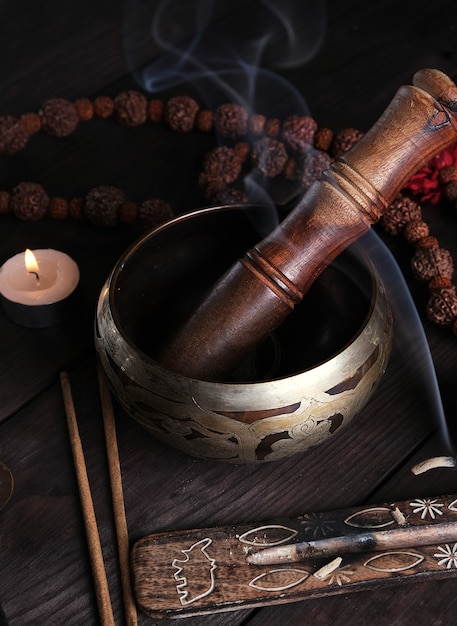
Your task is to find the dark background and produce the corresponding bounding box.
[1,1,457,624]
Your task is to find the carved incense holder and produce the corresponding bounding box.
[96,204,391,463]
[157,69,457,381]
[131,492,457,618]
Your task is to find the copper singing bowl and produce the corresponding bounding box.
[95,204,392,463]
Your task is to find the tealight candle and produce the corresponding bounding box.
[0,248,80,327]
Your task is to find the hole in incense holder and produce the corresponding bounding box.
[95,204,392,463]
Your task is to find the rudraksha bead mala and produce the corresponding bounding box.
[0,89,456,335]
[379,193,457,334]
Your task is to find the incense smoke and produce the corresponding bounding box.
[359,230,454,458]
[123,0,326,114]
[123,0,326,220]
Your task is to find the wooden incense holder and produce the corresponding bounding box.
[158,69,457,381]
[132,492,457,619]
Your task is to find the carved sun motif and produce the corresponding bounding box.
[300,513,337,538]
[434,543,457,569]
[409,498,445,520]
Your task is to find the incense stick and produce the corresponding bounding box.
[97,365,138,626]
[59,371,115,626]
[246,521,457,566]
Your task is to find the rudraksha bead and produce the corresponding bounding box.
[439,165,457,185]
[0,190,10,213]
[331,127,364,157]
[428,275,453,290]
[415,235,439,249]
[19,112,42,135]
[300,149,332,189]
[198,172,227,199]
[426,286,457,326]
[444,180,457,202]
[68,197,85,220]
[265,118,281,138]
[195,109,213,132]
[138,198,173,230]
[411,245,454,282]
[74,97,94,122]
[282,115,317,154]
[213,187,248,204]
[201,146,242,185]
[214,103,248,139]
[251,137,288,177]
[380,195,422,235]
[93,96,114,118]
[114,91,148,127]
[10,182,49,221]
[118,201,138,225]
[314,127,334,152]
[233,142,250,163]
[147,99,164,122]
[84,185,125,227]
[0,115,30,155]
[39,98,79,137]
[283,157,298,180]
[249,113,266,136]
[164,95,199,132]
[48,197,69,220]
[403,219,429,243]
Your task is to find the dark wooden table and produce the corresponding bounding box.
[2,1,457,624]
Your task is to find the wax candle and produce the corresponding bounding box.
[0,248,80,327]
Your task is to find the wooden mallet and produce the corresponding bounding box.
[158,69,457,381]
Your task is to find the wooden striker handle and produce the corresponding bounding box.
[158,69,457,381]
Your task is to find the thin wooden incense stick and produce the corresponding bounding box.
[246,521,457,566]
[59,371,115,626]
[97,365,138,626]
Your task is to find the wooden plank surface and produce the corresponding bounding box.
[1,0,457,624]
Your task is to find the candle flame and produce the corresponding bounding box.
[25,249,39,273]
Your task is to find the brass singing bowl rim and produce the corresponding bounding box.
[105,203,390,394]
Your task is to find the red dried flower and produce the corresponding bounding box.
[405,142,457,204]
